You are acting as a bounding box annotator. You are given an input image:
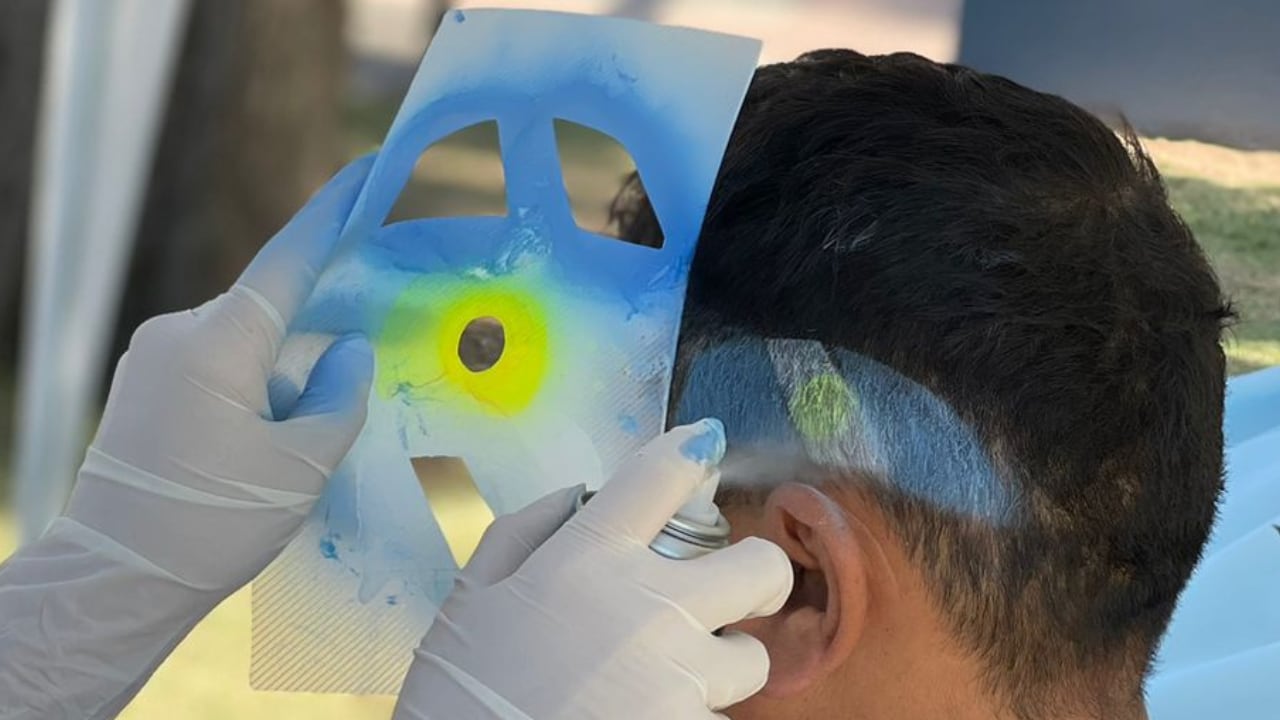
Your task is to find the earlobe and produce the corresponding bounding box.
[751,483,868,698]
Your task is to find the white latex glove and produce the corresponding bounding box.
[393,420,795,720]
[0,156,376,720]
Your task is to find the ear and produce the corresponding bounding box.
[745,482,868,698]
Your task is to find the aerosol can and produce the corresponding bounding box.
[576,469,731,560]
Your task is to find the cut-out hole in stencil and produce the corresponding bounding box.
[411,456,496,568]
[554,119,663,248]
[458,316,505,372]
[387,120,508,222]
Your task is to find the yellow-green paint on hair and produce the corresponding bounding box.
[788,372,858,442]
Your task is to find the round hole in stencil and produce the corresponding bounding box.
[458,316,505,372]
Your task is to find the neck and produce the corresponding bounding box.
[827,499,1151,720]
[814,652,1151,720]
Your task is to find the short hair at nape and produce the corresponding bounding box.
[610,50,1233,715]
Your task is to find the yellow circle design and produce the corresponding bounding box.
[378,277,550,416]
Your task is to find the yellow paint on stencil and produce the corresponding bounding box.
[378,276,550,416]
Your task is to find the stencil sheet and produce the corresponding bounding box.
[250,9,761,693]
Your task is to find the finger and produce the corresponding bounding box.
[286,334,374,421]
[573,418,726,545]
[669,537,794,631]
[233,154,375,356]
[696,631,772,710]
[274,334,375,474]
[267,371,303,422]
[460,485,584,587]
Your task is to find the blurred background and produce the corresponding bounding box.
[0,0,1276,717]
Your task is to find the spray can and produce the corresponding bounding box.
[575,470,731,560]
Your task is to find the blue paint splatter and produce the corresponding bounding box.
[453,10,466,23]
[619,414,639,435]
[320,536,339,560]
[680,417,726,464]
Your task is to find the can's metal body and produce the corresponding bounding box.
[575,490,731,560]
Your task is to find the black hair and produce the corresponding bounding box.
[609,50,1233,714]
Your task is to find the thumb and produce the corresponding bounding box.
[289,334,375,420]
[276,334,375,470]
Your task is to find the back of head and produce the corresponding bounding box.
[610,50,1231,714]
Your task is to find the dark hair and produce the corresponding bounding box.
[610,50,1232,713]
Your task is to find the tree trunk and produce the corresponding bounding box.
[118,0,348,360]
[0,0,50,375]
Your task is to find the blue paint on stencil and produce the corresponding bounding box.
[320,536,340,560]
[619,414,640,435]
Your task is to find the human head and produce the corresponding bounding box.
[610,50,1231,719]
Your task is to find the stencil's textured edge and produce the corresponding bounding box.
[252,527,430,693]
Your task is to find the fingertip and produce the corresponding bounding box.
[321,332,375,392]
[332,333,376,406]
[720,630,771,676]
[288,155,376,240]
[334,152,378,187]
[337,332,375,381]
[739,632,772,696]
[707,630,771,710]
[741,537,794,617]
[576,424,719,543]
[519,484,587,530]
[288,333,375,420]
[676,417,727,467]
[559,483,588,517]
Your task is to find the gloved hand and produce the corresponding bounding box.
[63,155,375,595]
[393,420,795,720]
[0,156,375,719]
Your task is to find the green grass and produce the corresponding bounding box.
[0,127,1273,718]
[1162,177,1280,374]
[1157,143,1280,376]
